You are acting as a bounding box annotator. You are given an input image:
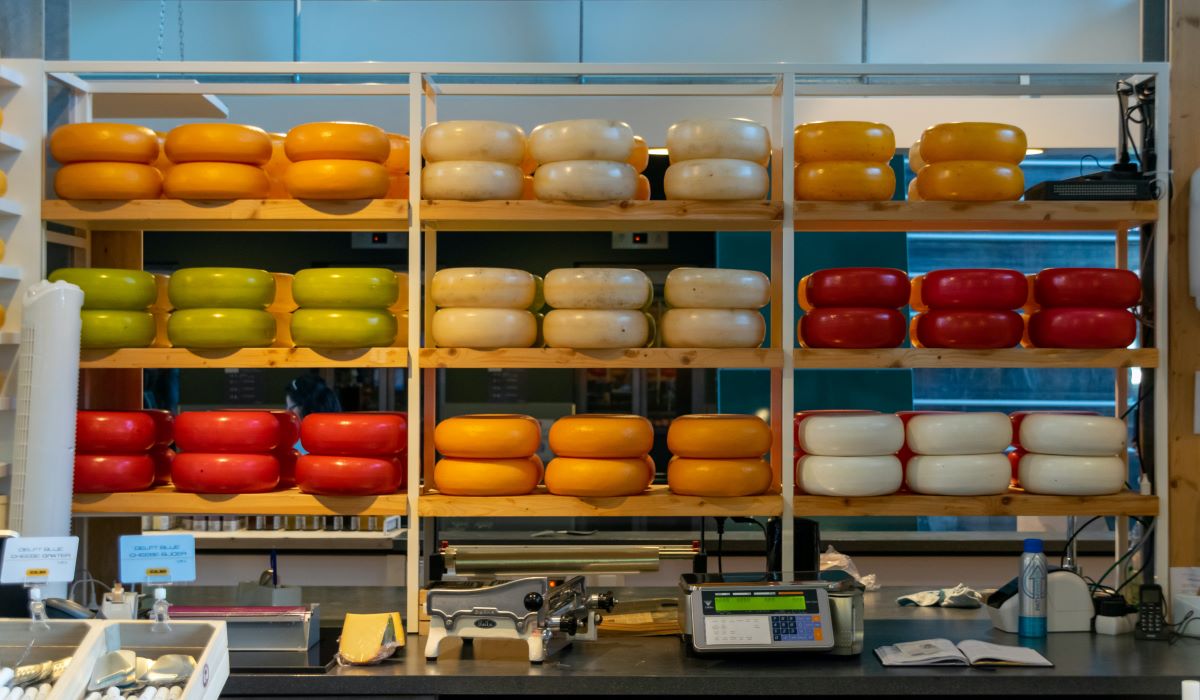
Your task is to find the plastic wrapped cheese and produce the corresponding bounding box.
[796,413,904,456]
[664,159,769,200]
[431,268,536,309]
[905,454,1011,495]
[1017,454,1126,495]
[667,118,771,164]
[661,309,765,348]
[528,119,634,164]
[543,268,650,310]
[533,160,637,201]
[1017,414,1126,456]
[421,120,526,165]
[542,309,649,349]
[664,268,770,309]
[431,307,537,348]
[797,455,902,497]
[422,161,524,200]
[905,412,1012,455]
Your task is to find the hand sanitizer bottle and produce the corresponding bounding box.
[151,587,171,631]
[1019,538,1048,638]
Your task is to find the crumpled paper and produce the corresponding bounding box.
[896,583,983,608]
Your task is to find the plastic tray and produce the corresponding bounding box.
[0,620,97,696]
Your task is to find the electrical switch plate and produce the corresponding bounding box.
[612,231,667,249]
[352,232,406,250]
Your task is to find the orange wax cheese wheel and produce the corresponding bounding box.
[529,119,633,164]
[549,414,654,458]
[545,456,652,497]
[908,139,925,173]
[285,159,389,199]
[431,268,536,310]
[163,162,271,200]
[422,161,524,200]
[916,161,1024,201]
[668,457,772,497]
[433,456,543,496]
[386,173,409,199]
[435,414,542,459]
[795,162,896,201]
[543,309,649,349]
[521,174,536,200]
[664,159,768,200]
[907,178,921,201]
[164,123,272,165]
[667,414,771,459]
[919,122,1027,164]
[286,121,389,163]
[55,162,162,200]
[0,170,6,197]
[661,309,765,348]
[421,121,526,165]
[794,121,895,163]
[431,308,537,348]
[634,173,651,200]
[629,135,650,172]
[533,160,637,201]
[384,133,410,174]
[667,118,771,165]
[50,123,159,164]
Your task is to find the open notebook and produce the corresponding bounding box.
[875,638,1053,667]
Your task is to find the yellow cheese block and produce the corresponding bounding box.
[163,162,271,200]
[544,456,653,497]
[54,162,162,200]
[916,161,1024,201]
[667,414,772,459]
[285,159,389,200]
[285,121,390,163]
[794,161,895,201]
[793,121,895,163]
[433,456,543,496]
[919,122,1027,164]
[50,123,159,164]
[549,414,654,458]
[434,414,542,459]
[667,457,773,497]
[338,612,404,665]
[164,123,273,165]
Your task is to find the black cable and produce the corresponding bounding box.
[1061,515,1103,568]
[732,517,770,571]
[1169,611,1197,645]
[714,517,726,575]
[1114,558,1148,593]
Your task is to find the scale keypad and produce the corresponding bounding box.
[770,614,821,642]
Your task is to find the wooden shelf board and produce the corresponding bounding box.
[792,491,1158,516]
[418,485,782,517]
[79,347,409,368]
[794,200,1158,232]
[73,487,409,516]
[42,199,409,231]
[420,347,782,369]
[794,347,1158,369]
[0,132,24,153]
[0,200,21,217]
[421,200,783,231]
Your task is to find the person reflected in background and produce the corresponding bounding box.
[285,373,342,453]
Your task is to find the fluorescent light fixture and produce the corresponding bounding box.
[1025,148,1045,156]
[648,147,669,155]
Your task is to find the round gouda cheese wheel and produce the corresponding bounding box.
[793,121,895,163]
[905,412,1012,455]
[919,122,1027,164]
[661,309,765,348]
[629,135,650,172]
[80,310,156,349]
[667,414,771,459]
[285,121,389,163]
[285,159,389,199]
[48,268,157,310]
[533,160,637,201]
[293,268,399,308]
[167,308,276,348]
[545,456,653,497]
[385,133,411,174]
[667,118,770,164]
[50,123,158,164]
[905,454,1011,495]
[422,161,524,200]
[1017,414,1126,456]
[431,308,537,348]
[796,414,903,456]
[668,457,772,496]
[421,120,526,165]
[431,268,536,309]
[529,119,634,164]
[908,139,925,173]
[168,267,274,309]
[542,309,649,349]
[544,268,650,310]
[433,456,543,495]
[164,123,272,165]
[163,162,271,200]
[797,455,902,496]
[434,414,541,459]
[916,161,1024,201]
[664,268,769,309]
[1018,454,1126,495]
[664,159,768,200]
[907,177,922,201]
[795,161,896,201]
[291,309,397,348]
[55,162,162,200]
[549,414,654,459]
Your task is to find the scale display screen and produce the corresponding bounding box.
[713,595,808,612]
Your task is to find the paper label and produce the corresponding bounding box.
[119,534,196,584]
[0,536,79,584]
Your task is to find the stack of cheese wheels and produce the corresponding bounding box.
[284,121,390,199]
[664,118,770,200]
[291,268,399,348]
[50,123,163,199]
[543,268,653,349]
[1027,268,1140,349]
[546,415,655,496]
[162,123,272,199]
[422,120,525,200]
[257,409,301,488]
[171,411,281,493]
[1013,412,1127,495]
[48,267,157,349]
[910,268,1027,349]
[794,121,896,201]
[668,414,773,496]
[914,122,1026,201]
[798,268,908,348]
[167,268,276,348]
[264,132,290,198]
[73,411,159,493]
[631,135,651,200]
[529,119,636,201]
[796,413,903,496]
[904,412,1012,495]
[431,268,539,348]
[662,268,769,348]
[296,413,406,495]
[140,409,176,485]
[433,414,543,495]
[385,133,411,198]
[1006,410,1096,485]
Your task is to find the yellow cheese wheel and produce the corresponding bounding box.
[549,414,654,458]
[543,268,650,310]
[908,139,925,173]
[907,178,922,201]
[543,309,649,348]
[48,268,157,310]
[167,308,275,348]
[634,173,651,201]
[661,308,765,348]
[285,159,389,200]
[0,170,6,197]
[916,161,1024,201]
[667,457,772,497]
[794,162,896,201]
[521,174,536,200]
[384,133,410,174]
[433,456,543,496]
[664,268,770,309]
[664,159,768,200]
[50,123,158,164]
[285,122,389,163]
[431,308,537,348]
[291,309,397,348]
[629,135,649,172]
[54,162,162,200]
[919,122,1026,164]
[545,456,652,497]
[293,268,399,308]
[421,161,524,200]
[168,267,275,310]
[435,414,542,459]
[793,121,895,163]
[421,121,525,165]
[386,173,409,199]
[529,119,634,164]
[80,310,155,349]
[164,123,272,165]
[265,133,290,198]
[667,414,771,459]
[533,160,637,201]
[162,162,271,200]
[431,268,535,309]
[667,118,771,164]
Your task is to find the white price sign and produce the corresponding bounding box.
[1,536,79,584]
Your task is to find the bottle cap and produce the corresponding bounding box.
[154,587,167,601]
[1023,538,1044,553]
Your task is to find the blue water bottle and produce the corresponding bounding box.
[1019,538,1047,637]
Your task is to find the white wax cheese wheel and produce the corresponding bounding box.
[1018,454,1126,495]
[431,308,537,348]
[543,309,649,349]
[664,268,770,309]
[796,414,904,456]
[666,118,771,164]
[664,159,769,200]
[798,455,902,497]
[528,119,634,164]
[543,268,651,310]
[431,268,536,309]
[906,412,1012,455]
[421,121,526,165]
[533,160,637,201]
[421,161,523,200]
[661,309,765,348]
[905,454,1011,495]
[1018,414,1126,457]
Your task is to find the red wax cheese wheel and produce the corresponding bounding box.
[276,447,300,488]
[171,453,280,493]
[229,408,300,448]
[295,455,404,495]
[1008,449,1023,484]
[1034,268,1140,308]
[667,414,772,459]
[435,414,541,459]
[667,457,772,497]
[544,456,653,497]
[794,410,879,450]
[799,308,906,349]
[549,414,653,459]
[141,409,175,447]
[432,456,543,496]
[76,411,157,453]
[174,411,280,453]
[912,310,1024,349]
[74,454,155,493]
[150,446,175,486]
[916,269,1027,310]
[300,412,407,456]
[800,268,909,309]
[1027,308,1136,349]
